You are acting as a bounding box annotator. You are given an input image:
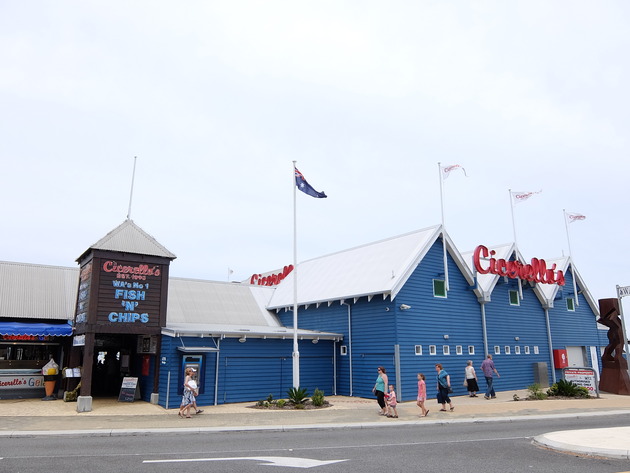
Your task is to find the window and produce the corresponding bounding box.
[442,345,450,355]
[504,346,511,354]
[524,346,530,354]
[456,345,463,355]
[433,279,447,298]
[494,346,501,355]
[340,345,347,356]
[415,345,423,356]
[509,290,520,306]
[514,346,521,355]
[468,345,475,355]
[566,297,575,311]
[429,345,437,355]
[533,346,539,354]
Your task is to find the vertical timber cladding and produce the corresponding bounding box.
[95,255,168,334]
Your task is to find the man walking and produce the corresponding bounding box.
[481,354,500,399]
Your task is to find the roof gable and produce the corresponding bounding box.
[77,219,176,261]
[267,225,476,309]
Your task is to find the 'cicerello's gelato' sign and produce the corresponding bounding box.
[473,245,565,286]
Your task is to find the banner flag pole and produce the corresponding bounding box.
[438,162,449,291]
[508,189,523,300]
[564,209,580,307]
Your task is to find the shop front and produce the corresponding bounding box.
[0,321,72,399]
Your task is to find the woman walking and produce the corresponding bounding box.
[435,363,454,412]
[464,360,479,397]
[372,366,389,416]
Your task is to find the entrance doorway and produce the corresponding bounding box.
[91,334,137,397]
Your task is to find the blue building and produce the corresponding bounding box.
[0,221,605,406]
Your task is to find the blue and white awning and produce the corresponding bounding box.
[0,322,73,337]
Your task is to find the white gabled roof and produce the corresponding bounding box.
[537,257,599,315]
[267,225,476,310]
[0,261,78,321]
[77,219,176,261]
[462,243,516,300]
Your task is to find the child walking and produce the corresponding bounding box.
[386,385,398,418]
[416,373,429,417]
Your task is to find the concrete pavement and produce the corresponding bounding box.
[1,389,629,460]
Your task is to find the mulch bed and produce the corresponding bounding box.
[249,400,332,410]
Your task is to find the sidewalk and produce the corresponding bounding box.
[1,390,629,459]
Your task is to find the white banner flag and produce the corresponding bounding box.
[440,164,467,180]
[511,190,542,204]
[566,212,586,223]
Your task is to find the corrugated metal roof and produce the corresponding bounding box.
[0,261,78,321]
[267,225,475,309]
[77,219,176,261]
[461,243,515,298]
[166,278,279,327]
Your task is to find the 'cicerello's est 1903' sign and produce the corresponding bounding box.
[473,245,565,286]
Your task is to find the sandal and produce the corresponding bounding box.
[185,415,192,418]
[424,410,430,417]
[196,409,204,414]
[450,406,455,411]
[178,412,184,418]
[439,408,447,411]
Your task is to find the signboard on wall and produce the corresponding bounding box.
[96,260,164,331]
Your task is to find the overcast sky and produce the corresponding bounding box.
[2,2,629,313]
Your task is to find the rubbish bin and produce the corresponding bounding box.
[533,362,549,388]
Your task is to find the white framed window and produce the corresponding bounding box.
[504,346,511,355]
[494,345,501,355]
[429,345,437,355]
[415,345,423,356]
[509,290,520,306]
[340,345,347,356]
[534,346,539,355]
[515,346,521,355]
[566,297,575,311]
[468,345,475,355]
[456,345,463,355]
[524,346,530,355]
[442,345,450,355]
[433,279,447,298]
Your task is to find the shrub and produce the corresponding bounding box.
[547,379,590,398]
[311,388,325,407]
[527,383,547,400]
[276,399,286,408]
[287,387,309,404]
[266,393,274,403]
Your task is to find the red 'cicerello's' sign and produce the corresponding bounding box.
[250,265,294,286]
[473,245,565,286]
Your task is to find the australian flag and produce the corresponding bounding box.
[295,167,327,198]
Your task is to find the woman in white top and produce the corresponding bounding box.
[464,360,479,397]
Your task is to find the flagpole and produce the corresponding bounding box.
[126,156,137,220]
[564,209,580,307]
[292,161,300,389]
[509,189,524,299]
[438,163,449,291]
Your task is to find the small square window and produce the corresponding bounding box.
[415,345,423,356]
[533,346,539,355]
[433,279,447,298]
[442,345,450,355]
[504,346,511,355]
[456,345,463,355]
[567,298,575,311]
[509,290,520,306]
[515,346,521,355]
[524,346,530,354]
[429,345,437,355]
[340,345,347,356]
[494,346,501,355]
[468,345,475,355]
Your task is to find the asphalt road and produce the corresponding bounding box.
[2,414,630,472]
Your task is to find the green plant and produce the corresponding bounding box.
[287,386,309,404]
[527,383,548,400]
[276,399,286,408]
[266,393,274,403]
[311,388,325,407]
[257,399,270,407]
[547,379,589,398]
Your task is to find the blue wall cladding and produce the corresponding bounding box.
[158,335,335,407]
[547,269,603,376]
[395,239,483,401]
[484,277,551,391]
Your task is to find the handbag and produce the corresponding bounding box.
[463,379,468,387]
[447,386,453,394]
